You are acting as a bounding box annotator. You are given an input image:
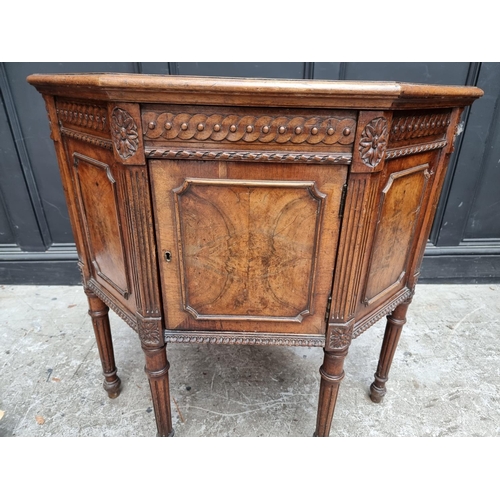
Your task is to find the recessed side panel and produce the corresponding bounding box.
[73,152,130,298]
[363,163,431,304]
[174,179,324,322]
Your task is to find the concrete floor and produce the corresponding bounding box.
[0,284,499,437]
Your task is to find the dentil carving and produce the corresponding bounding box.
[359,117,388,167]
[111,108,139,159]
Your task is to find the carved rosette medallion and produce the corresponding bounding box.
[111,108,139,159]
[138,320,162,346]
[328,327,352,349]
[359,117,388,167]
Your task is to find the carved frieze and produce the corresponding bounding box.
[390,112,451,143]
[143,111,356,146]
[56,101,109,132]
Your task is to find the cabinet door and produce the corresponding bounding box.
[150,160,347,336]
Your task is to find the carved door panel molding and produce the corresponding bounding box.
[151,160,348,335]
[173,178,325,322]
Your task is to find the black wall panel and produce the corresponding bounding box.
[1,62,498,284]
[0,195,13,244]
[175,62,306,79]
[342,62,471,85]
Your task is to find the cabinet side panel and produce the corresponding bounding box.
[363,163,431,304]
[355,150,441,320]
[73,153,130,297]
[40,95,137,325]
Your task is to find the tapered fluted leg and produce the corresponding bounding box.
[85,289,121,398]
[143,345,174,437]
[314,347,349,437]
[370,298,411,403]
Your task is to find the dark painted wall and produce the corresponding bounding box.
[1,62,499,284]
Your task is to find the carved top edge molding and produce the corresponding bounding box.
[56,101,109,132]
[145,148,352,165]
[142,111,356,146]
[28,75,484,110]
[390,112,451,142]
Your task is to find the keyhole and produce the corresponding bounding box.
[164,251,172,262]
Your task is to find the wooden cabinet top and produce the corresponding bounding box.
[27,73,483,109]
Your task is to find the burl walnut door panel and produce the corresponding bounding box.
[151,160,347,335]
[72,151,131,299]
[359,150,438,313]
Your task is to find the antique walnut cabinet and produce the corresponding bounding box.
[27,73,482,436]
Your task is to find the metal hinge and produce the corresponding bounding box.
[325,295,332,323]
[338,183,348,218]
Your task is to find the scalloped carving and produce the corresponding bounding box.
[143,111,356,146]
[390,112,451,142]
[359,117,388,167]
[56,101,109,131]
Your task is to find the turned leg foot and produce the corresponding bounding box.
[85,289,121,399]
[143,345,174,437]
[314,347,349,437]
[370,298,411,404]
[369,376,387,403]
